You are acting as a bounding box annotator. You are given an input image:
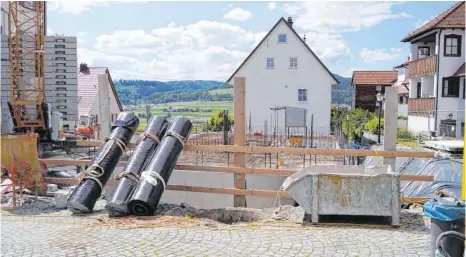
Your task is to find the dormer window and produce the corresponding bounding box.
[278,34,287,43]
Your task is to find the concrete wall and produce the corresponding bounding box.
[408,115,435,135]
[398,103,408,117]
[106,168,295,209]
[397,119,408,129]
[228,20,335,134]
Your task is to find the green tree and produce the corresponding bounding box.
[207,110,233,131]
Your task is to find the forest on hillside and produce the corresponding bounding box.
[114,74,352,106]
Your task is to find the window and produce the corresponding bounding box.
[266,57,274,69]
[289,57,298,68]
[278,34,287,43]
[298,89,307,102]
[442,77,460,97]
[418,46,430,58]
[444,34,461,57]
[416,82,422,98]
[399,96,404,104]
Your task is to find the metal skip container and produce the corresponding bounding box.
[281,165,400,226]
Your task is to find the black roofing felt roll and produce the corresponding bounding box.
[105,116,169,217]
[128,117,192,216]
[67,112,139,214]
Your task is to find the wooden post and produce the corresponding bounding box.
[383,87,398,170]
[233,77,246,207]
[462,109,465,200]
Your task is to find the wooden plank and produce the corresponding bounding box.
[42,177,432,203]
[183,145,436,158]
[233,77,246,207]
[41,160,434,181]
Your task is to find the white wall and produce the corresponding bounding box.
[229,20,335,134]
[421,76,435,97]
[408,115,435,135]
[398,104,408,117]
[436,29,465,128]
[410,41,436,61]
[89,72,121,139]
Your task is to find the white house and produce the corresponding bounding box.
[400,1,465,138]
[77,64,123,139]
[227,17,338,134]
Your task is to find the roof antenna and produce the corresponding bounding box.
[303,34,307,43]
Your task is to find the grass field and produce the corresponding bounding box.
[133,100,233,131]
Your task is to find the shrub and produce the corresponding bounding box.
[397,128,416,140]
[365,117,384,134]
[398,115,408,120]
[207,110,233,131]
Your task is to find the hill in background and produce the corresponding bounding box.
[115,73,352,106]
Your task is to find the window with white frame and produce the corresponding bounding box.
[298,89,307,102]
[289,57,298,68]
[278,34,287,43]
[266,57,274,69]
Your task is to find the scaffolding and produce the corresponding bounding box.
[8,1,46,131]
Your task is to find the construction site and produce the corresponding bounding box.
[1,1,465,257]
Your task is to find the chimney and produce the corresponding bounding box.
[303,34,307,43]
[79,63,89,73]
[287,17,293,27]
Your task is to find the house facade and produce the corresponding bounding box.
[401,1,465,138]
[227,17,338,134]
[78,65,123,139]
[351,71,398,112]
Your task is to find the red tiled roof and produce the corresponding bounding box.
[397,84,409,94]
[78,67,123,116]
[402,2,465,42]
[401,77,409,85]
[352,71,398,85]
[453,63,465,77]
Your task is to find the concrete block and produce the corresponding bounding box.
[54,189,72,209]
[47,184,58,193]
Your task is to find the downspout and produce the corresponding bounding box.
[434,29,442,132]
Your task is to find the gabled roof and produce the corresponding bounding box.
[78,67,123,116]
[226,17,338,84]
[453,63,465,77]
[351,71,398,86]
[402,1,465,42]
[396,84,409,94]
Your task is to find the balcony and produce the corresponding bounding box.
[408,98,435,116]
[408,55,437,78]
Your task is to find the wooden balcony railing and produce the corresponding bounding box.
[408,55,437,77]
[408,98,435,115]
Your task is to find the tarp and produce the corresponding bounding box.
[424,201,465,221]
[364,145,463,199]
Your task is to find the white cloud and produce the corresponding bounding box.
[89,21,270,80]
[47,1,108,14]
[77,32,88,44]
[283,2,411,33]
[346,68,367,77]
[302,32,351,63]
[223,7,253,21]
[267,2,276,10]
[415,19,429,28]
[359,48,403,63]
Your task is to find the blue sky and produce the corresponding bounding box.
[47,1,457,80]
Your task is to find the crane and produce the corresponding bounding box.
[8,1,49,138]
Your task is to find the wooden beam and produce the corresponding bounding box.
[42,177,431,203]
[233,77,246,207]
[41,160,434,182]
[183,145,436,158]
[74,140,436,158]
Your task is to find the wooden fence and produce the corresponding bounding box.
[42,144,435,204]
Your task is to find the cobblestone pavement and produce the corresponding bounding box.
[1,212,431,257]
